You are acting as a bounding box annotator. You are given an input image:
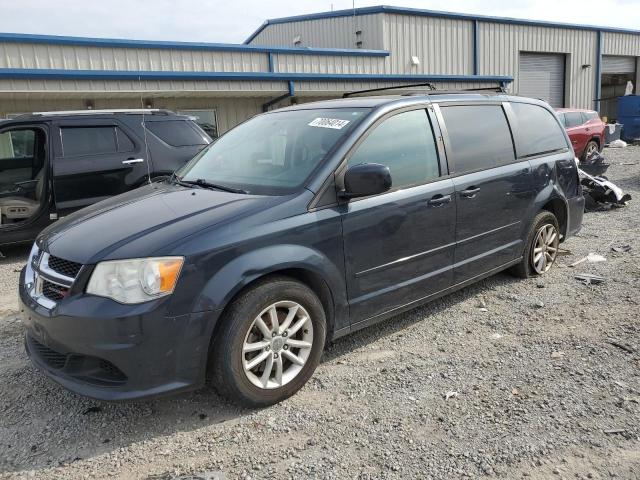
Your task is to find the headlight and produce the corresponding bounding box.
[86,257,184,304]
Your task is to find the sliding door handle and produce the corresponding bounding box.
[460,187,480,198]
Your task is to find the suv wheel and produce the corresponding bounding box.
[581,140,599,161]
[210,276,326,407]
[510,211,560,278]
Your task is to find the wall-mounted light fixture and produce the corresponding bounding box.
[85,100,94,110]
[582,64,592,69]
[411,56,420,66]
[293,35,302,46]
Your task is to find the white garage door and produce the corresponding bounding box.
[602,55,636,74]
[519,53,566,107]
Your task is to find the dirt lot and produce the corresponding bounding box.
[0,147,639,480]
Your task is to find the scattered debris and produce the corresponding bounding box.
[557,248,572,256]
[511,388,520,396]
[611,245,631,253]
[569,253,606,267]
[490,333,503,340]
[551,351,565,359]
[580,169,632,212]
[444,391,459,400]
[580,151,610,176]
[608,340,636,354]
[574,274,606,285]
[603,429,627,435]
[533,300,545,309]
[608,139,628,148]
[81,406,102,415]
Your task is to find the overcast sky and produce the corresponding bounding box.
[0,0,638,44]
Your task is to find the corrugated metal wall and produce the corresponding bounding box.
[381,14,473,75]
[0,42,268,72]
[603,32,640,56]
[477,22,597,109]
[271,53,386,74]
[249,14,386,50]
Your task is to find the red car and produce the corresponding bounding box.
[556,108,606,160]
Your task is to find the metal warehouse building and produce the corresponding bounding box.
[1,5,639,134]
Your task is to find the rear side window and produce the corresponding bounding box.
[61,127,117,157]
[145,121,207,147]
[511,103,568,157]
[347,109,440,189]
[564,112,583,128]
[440,105,515,174]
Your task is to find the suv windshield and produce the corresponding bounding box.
[177,108,369,195]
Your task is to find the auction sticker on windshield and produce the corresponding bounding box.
[308,118,351,129]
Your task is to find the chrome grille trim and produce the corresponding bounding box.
[25,246,82,308]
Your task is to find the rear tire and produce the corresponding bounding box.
[581,140,599,161]
[509,211,560,279]
[209,276,326,408]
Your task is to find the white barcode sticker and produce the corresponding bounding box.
[308,117,350,129]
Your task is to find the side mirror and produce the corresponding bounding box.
[340,163,392,199]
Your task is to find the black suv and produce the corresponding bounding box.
[20,93,584,407]
[0,109,210,245]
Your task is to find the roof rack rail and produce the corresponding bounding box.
[343,82,508,99]
[343,82,436,98]
[30,108,173,116]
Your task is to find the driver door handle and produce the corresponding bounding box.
[122,158,144,165]
[460,186,480,198]
[427,194,452,206]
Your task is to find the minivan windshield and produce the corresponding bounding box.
[176,108,369,195]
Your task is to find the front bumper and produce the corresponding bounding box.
[19,267,219,401]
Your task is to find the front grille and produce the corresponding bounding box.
[28,336,67,369]
[47,255,83,278]
[42,280,69,302]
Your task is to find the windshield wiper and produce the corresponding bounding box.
[174,176,247,194]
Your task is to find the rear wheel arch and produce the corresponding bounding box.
[541,198,567,240]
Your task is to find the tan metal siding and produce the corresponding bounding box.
[477,22,597,109]
[603,32,640,56]
[271,53,386,74]
[381,14,473,75]
[0,42,269,72]
[249,14,386,50]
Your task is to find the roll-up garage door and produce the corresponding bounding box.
[518,53,566,107]
[602,56,636,74]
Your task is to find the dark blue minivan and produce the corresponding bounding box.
[19,92,584,406]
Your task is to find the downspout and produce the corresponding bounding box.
[262,80,295,112]
[472,20,479,76]
[595,30,602,112]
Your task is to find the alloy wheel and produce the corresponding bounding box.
[586,142,598,157]
[531,223,559,274]
[242,301,314,389]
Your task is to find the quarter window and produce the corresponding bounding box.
[347,109,440,189]
[145,120,208,147]
[440,105,515,174]
[510,102,568,157]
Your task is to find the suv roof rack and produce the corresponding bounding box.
[342,83,507,98]
[343,82,436,98]
[30,108,173,116]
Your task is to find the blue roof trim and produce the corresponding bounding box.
[244,5,640,43]
[0,68,513,83]
[0,32,389,57]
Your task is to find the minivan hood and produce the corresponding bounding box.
[39,183,278,264]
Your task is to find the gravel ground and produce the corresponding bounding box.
[0,147,639,480]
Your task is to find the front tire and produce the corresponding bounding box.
[510,211,560,278]
[210,276,326,407]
